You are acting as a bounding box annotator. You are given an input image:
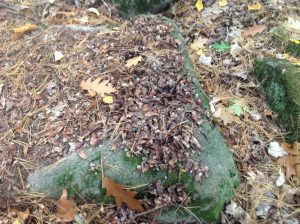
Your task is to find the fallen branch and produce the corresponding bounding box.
[52,24,108,32]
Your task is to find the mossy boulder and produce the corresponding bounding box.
[254,58,300,142]
[110,0,174,17]
[27,17,239,223]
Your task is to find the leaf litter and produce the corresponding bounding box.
[0,10,205,222]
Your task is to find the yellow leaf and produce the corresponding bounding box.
[196,49,203,55]
[219,0,227,7]
[125,55,142,68]
[12,218,23,224]
[80,77,117,97]
[102,95,113,104]
[290,39,300,44]
[14,24,38,39]
[181,168,187,173]
[248,2,261,10]
[195,0,203,11]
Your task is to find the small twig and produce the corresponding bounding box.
[0,2,18,11]
[17,167,25,189]
[84,207,102,224]
[100,158,104,181]
[52,24,108,32]
[125,205,167,223]
[101,0,111,18]
[181,206,203,223]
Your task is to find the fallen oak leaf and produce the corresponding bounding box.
[243,24,266,37]
[80,77,117,97]
[281,142,300,183]
[102,176,144,212]
[56,188,76,222]
[14,23,38,39]
[190,36,208,51]
[125,55,142,68]
[278,155,300,179]
[282,142,300,156]
[213,105,242,125]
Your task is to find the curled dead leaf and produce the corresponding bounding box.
[14,24,38,39]
[243,24,266,37]
[56,188,76,222]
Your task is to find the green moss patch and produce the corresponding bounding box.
[254,58,300,142]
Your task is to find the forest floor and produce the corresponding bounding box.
[0,0,299,223]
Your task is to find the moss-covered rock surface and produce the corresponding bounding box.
[27,17,239,223]
[254,58,300,142]
[286,41,300,58]
[110,0,174,17]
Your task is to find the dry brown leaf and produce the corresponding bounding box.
[281,142,300,183]
[278,155,300,179]
[78,150,88,159]
[14,24,38,39]
[17,208,30,221]
[56,188,76,222]
[282,143,300,156]
[80,77,117,97]
[125,56,142,68]
[190,36,208,51]
[102,176,144,212]
[214,105,241,125]
[23,146,28,157]
[243,24,266,37]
